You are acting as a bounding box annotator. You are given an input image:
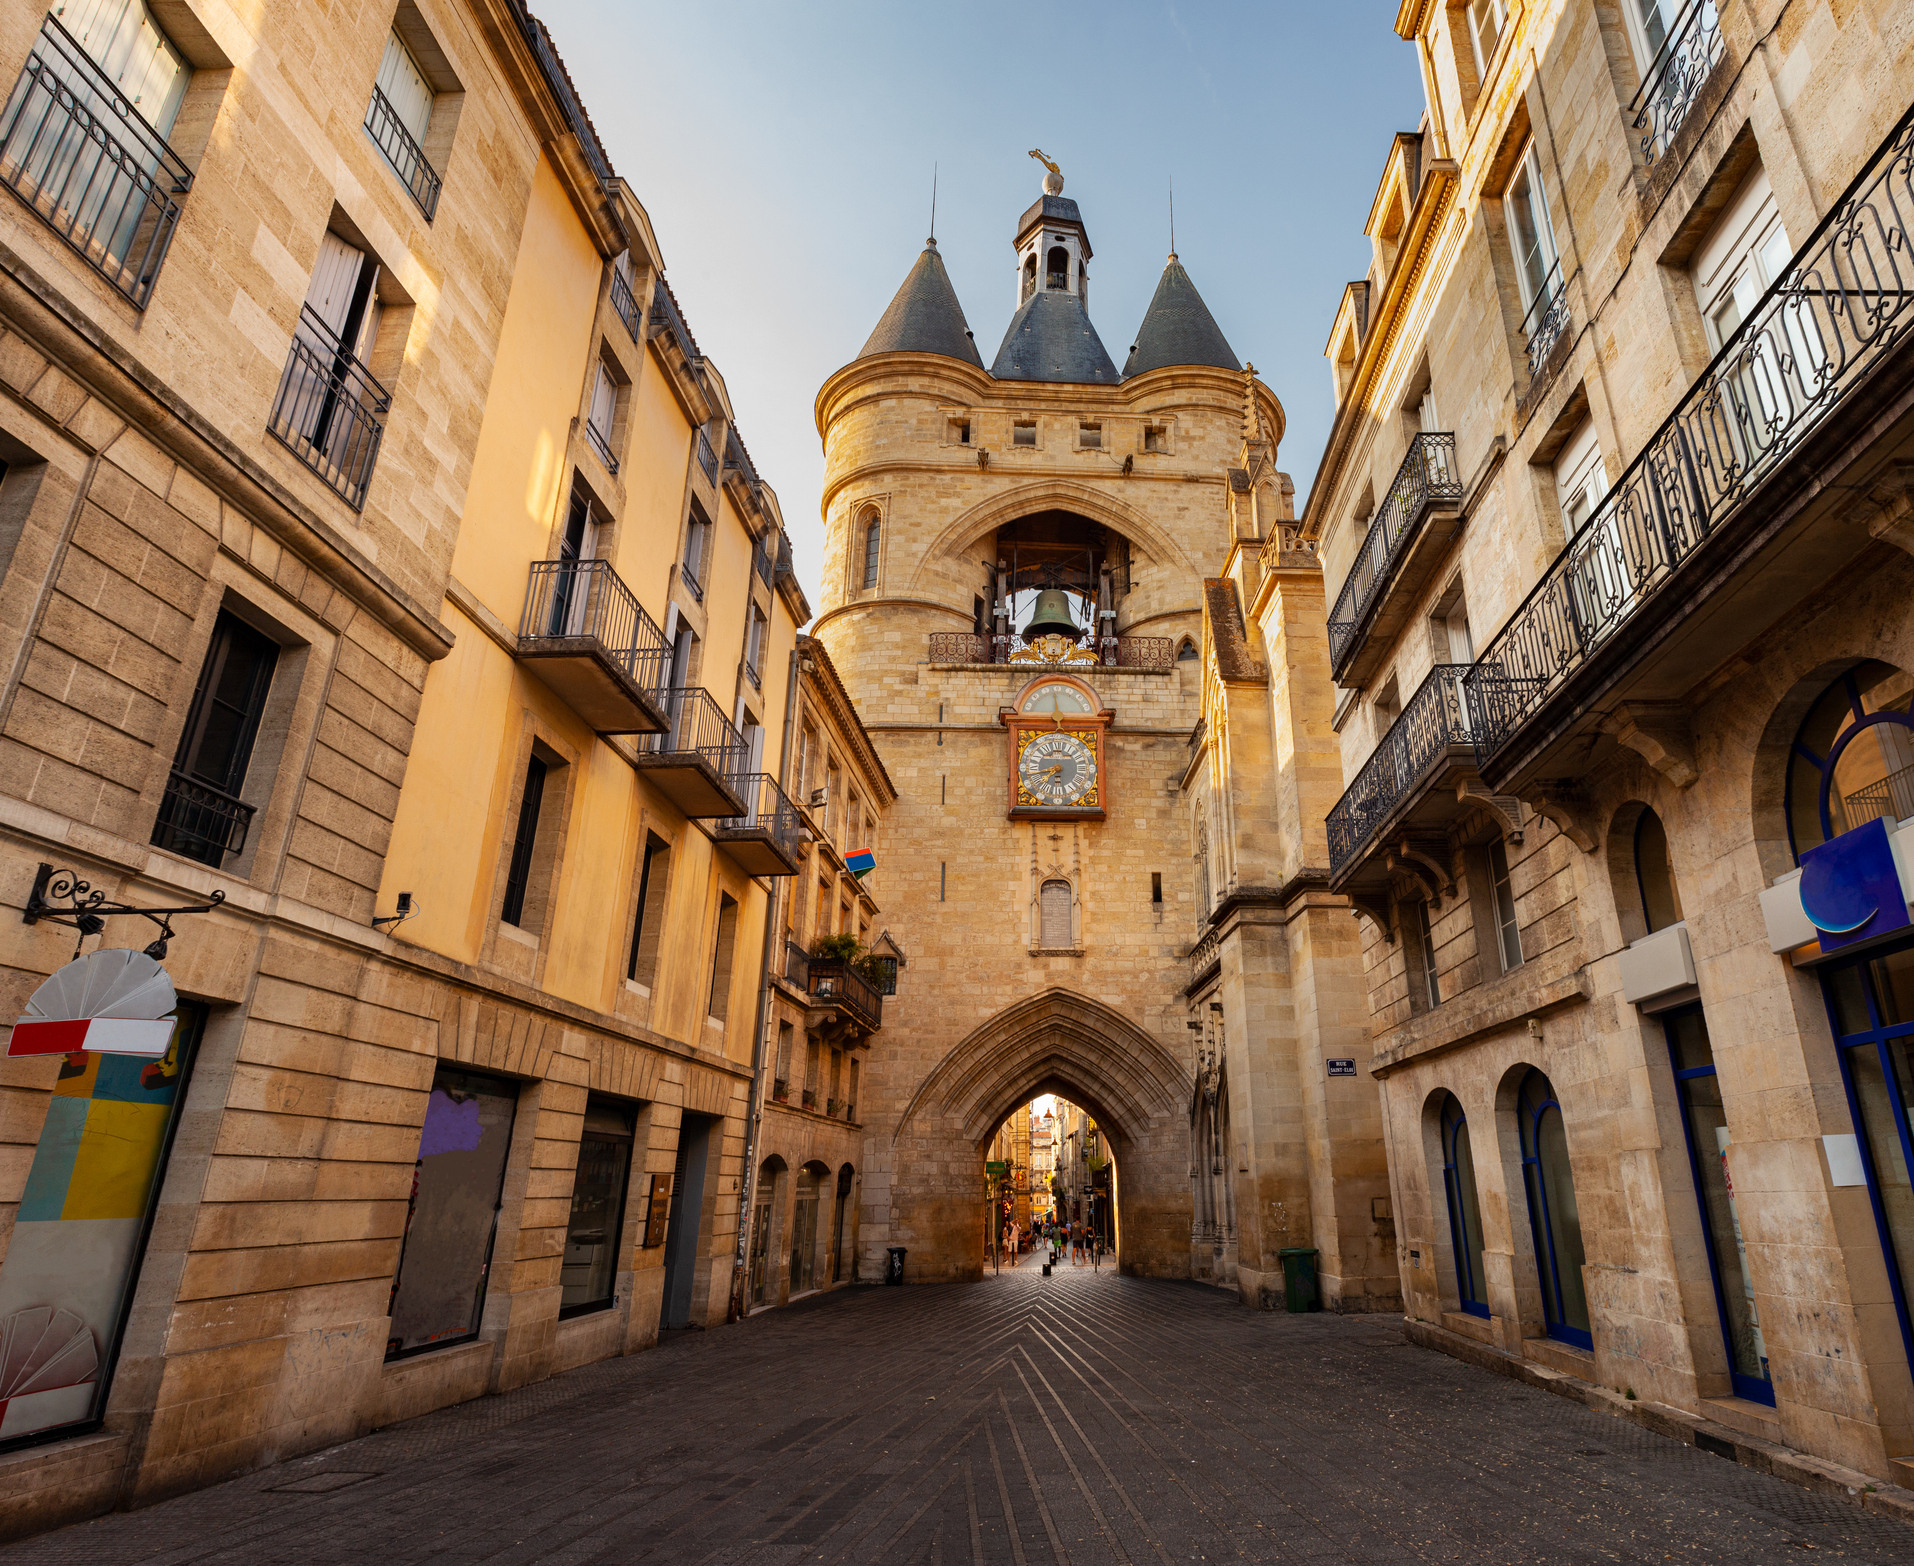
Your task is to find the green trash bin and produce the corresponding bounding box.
[1278,1247,1320,1313]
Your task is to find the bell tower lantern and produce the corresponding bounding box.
[1016,150,1091,312]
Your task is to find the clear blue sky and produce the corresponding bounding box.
[545,2,1426,604]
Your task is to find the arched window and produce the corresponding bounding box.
[1040,879,1072,948]
[1786,660,1914,858]
[1021,253,1036,303]
[1439,1093,1489,1318]
[860,514,881,589]
[1046,245,1069,290]
[1176,638,1198,662]
[1517,1068,1591,1347]
[1634,807,1684,932]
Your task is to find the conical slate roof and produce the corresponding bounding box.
[859,243,984,366]
[989,290,1120,384]
[1121,256,1239,378]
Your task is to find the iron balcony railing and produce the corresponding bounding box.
[637,686,748,776]
[609,265,642,341]
[363,85,440,220]
[1521,261,1572,379]
[1465,103,1914,767]
[584,413,618,474]
[696,430,718,485]
[651,277,701,361]
[1630,0,1724,166]
[152,771,255,866]
[1839,762,1914,831]
[1327,665,1476,878]
[783,938,810,988]
[518,558,669,687]
[1325,434,1464,677]
[269,305,391,510]
[0,15,193,309]
[808,959,882,1031]
[718,773,804,858]
[753,536,775,587]
[925,632,1174,669]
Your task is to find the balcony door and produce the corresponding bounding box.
[152,610,277,866]
[285,231,383,483]
[550,487,601,639]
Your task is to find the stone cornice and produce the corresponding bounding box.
[798,634,898,804]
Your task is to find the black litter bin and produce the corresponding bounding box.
[886,1245,907,1285]
[1041,1262,1051,1276]
[1278,1247,1320,1312]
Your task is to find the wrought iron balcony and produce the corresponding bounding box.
[0,15,193,310]
[1327,664,1475,883]
[517,559,669,734]
[609,266,642,341]
[807,958,882,1035]
[152,771,255,867]
[1630,0,1724,166]
[364,85,440,220]
[632,687,748,816]
[268,306,391,510]
[925,632,1174,669]
[696,430,718,485]
[1466,103,1914,781]
[1325,434,1465,683]
[783,938,810,989]
[584,414,618,475]
[1521,261,1572,380]
[715,773,805,876]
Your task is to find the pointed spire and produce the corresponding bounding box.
[1242,362,1268,448]
[1121,255,1240,379]
[858,242,984,366]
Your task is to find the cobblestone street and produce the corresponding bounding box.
[7,1269,1911,1565]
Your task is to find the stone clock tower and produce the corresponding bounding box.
[813,161,1391,1302]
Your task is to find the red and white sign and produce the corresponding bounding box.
[7,949,177,1059]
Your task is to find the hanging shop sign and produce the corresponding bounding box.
[8,948,178,1058]
[1760,817,1914,962]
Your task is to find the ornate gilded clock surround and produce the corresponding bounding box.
[1003,674,1110,820]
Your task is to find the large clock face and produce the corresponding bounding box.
[1018,731,1098,808]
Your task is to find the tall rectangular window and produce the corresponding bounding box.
[153,609,279,867]
[745,606,766,682]
[627,833,670,984]
[366,28,439,218]
[1467,0,1507,75]
[847,1058,860,1122]
[585,358,620,474]
[804,1035,820,1108]
[1410,899,1441,1011]
[272,229,392,508]
[388,1067,519,1358]
[774,1021,793,1096]
[708,893,740,1022]
[500,755,547,926]
[682,504,710,598]
[560,1099,634,1319]
[1488,838,1523,972]
[1505,142,1560,317]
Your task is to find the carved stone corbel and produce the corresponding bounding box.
[1349,894,1397,944]
[1606,701,1699,789]
[1455,779,1524,844]
[1839,459,1914,556]
[1519,785,1600,852]
[1387,838,1454,901]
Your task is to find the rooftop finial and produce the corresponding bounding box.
[1028,148,1064,196]
[928,162,938,247]
[1168,176,1176,262]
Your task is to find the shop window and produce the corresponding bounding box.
[1663,1007,1774,1403]
[1635,808,1685,933]
[1517,1067,1591,1349]
[627,833,670,985]
[1438,1091,1490,1318]
[387,1067,519,1359]
[1821,946,1914,1369]
[152,609,278,867]
[560,1099,634,1319]
[0,1003,205,1443]
[1785,661,1914,858]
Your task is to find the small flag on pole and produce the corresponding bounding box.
[846,848,876,879]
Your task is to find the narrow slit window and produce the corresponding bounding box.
[501,754,547,926]
[708,892,740,1022]
[861,514,881,590]
[628,834,669,984]
[1488,838,1523,971]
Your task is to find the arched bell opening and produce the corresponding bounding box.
[980,509,1137,659]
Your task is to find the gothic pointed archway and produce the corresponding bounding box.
[885,989,1193,1280]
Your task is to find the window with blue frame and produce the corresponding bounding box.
[1663,1005,1774,1404]
[1822,946,1914,1371]
[1785,660,1914,859]
[1516,1067,1591,1349]
[1438,1093,1490,1318]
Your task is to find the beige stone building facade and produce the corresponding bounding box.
[0,0,820,1538]
[813,169,1387,1299]
[1311,0,1914,1488]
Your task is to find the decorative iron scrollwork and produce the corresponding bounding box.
[23,862,225,960]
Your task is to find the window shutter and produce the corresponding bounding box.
[376,31,434,144]
[1040,880,1072,948]
[589,364,617,439]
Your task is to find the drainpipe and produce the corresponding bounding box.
[727,642,804,1321]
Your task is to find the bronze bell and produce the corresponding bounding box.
[1022,587,1079,641]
